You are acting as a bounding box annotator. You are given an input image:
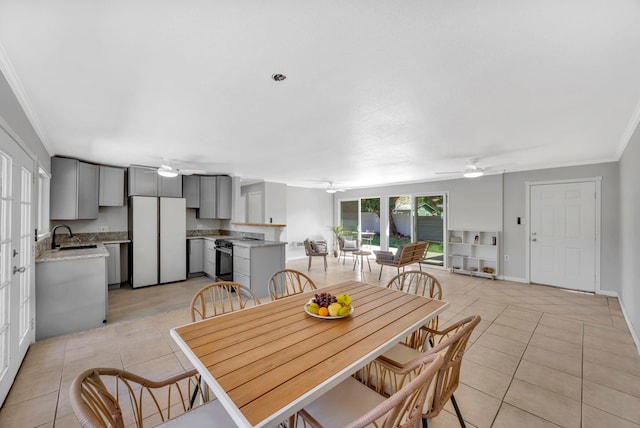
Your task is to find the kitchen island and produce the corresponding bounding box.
[36,244,109,340]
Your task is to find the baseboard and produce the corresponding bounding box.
[502,275,529,283]
[615,293,640,355]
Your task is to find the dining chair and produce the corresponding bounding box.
[69,367,235,427]
[190,281,261,322]
[386,270,443,350]
[303,239,329,271]
[358,315,481,428]
[268,269,317,301]
[297,353,443,428]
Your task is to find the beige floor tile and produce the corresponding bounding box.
[582,404,640,428]
[528,333,583,358]
[537,313,583,333]
[426,408,478,428]
[514,360,582,401]
[522,345,582,377]
[492,403,562,428]
[442,383,501,428]
[460,360,512,400]
[533,323,583,344]
[54,412,82,428]
[484,323,534,344]
[119,336,174,367]
[493,313,538,332]
[583,347,640,377]
[504,379,581,428]
[3,367,62,406]
[466,344,521,376]
[583,360,640,398]
[474,332,527,358]
[0,390,57,427]
[583,380,640,424]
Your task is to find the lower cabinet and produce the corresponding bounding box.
[233,244,285,299]
[105,244,121,288]
[188,239,204,275]
[204,239,216,279]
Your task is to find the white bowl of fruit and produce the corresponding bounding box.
[304,293,354,319]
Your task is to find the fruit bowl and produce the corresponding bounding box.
[304,298,354,319]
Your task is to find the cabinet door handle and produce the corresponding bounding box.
[13,266,26,274]
[531,238,537,242]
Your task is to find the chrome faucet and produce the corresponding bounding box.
[51,224,73,249]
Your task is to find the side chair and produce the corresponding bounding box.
[303,239,328,271]
[190,281,261,322]
[358,315,481,428]
[297,353,444,428]
[69,367,235,427]
[386,270,443,350]
[269,269,317,300]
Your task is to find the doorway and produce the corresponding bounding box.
[528,180,599,292]
[0,129,35,405]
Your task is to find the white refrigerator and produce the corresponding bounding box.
[129,196,186,288]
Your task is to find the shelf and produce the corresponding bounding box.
[447,229,499,278]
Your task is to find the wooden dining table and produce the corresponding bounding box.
[170,280,449,428]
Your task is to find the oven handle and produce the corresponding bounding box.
[216,247,232,255]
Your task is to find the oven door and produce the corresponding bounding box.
[215,246,233,281]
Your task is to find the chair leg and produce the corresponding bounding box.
[451,394,466,428]
[422,417,428,428]
[323,255,327,271]
[378,265,383,280]
[308,256,312,271]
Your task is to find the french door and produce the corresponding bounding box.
[0,129,35,405]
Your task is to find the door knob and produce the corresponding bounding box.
[531,238,537,242]
[13,266,26,274]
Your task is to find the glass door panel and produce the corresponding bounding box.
[339,200,359,236]
[415,195,445,266]
[360,198,380,250]
[388,196,412,251]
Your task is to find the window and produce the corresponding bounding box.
[36,167,49,240]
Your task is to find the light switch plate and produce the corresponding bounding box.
[100,226,109,232]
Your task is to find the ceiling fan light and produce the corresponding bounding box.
[326,188,337,194]
[157,166,178,177]
[463,170,484,178]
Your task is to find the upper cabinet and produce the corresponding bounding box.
[128,166,182,197]
[182,175,200,208]
[99,165,125,206]
[197,175,232,219]
[50,157,99,220]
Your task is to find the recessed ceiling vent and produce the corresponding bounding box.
[272,73,287,82]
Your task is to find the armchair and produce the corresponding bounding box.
[303,239,328,271]
[337,236,360,264]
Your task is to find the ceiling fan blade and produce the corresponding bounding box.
[435,171,462,175]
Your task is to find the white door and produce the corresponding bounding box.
[530,181,596,291]
[0,131,35,405]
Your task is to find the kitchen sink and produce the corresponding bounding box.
[58,244,98,251]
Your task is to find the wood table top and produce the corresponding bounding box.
[171,280,448,427]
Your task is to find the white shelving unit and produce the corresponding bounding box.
[447,230,499,279]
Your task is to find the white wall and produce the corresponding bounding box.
[286,186,334,260]
[620,125,640,342]
[51,206,128,233]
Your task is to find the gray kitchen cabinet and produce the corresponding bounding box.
[128,166,157,196]
[198,175,232,219]
[216,175,232,219]
[183,175,200,208]
[198,176,217,219]
[105,243,121,287]
[158,174,183,197]
[232,244,285,299]
[50,156,99,220]
[128,166,182,197]
[99,165,125,206]
[204,239,216,278]
[189,239,204,275]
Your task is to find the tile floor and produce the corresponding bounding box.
[1,256,639,427]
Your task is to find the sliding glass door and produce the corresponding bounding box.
[388,196,412,251]
[415,195,445,266]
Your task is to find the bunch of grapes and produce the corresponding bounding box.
[312,292,338,308]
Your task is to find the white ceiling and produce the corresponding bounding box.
[1,1,639,189]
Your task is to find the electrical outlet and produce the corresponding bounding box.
[504,254,510,261]
[100,226,109,232]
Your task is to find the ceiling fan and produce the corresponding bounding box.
[325,181,348,193]
[155,160,206,177]
[436,158,487,178]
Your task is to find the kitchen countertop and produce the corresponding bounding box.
[37,244,110,263]
[186,235,286,248]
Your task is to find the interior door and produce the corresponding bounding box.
[530,181,596,291]
[0,131,35,405]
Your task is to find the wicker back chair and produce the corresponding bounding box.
[69,367,220,427]
[269,269,318,301]
[386,270,443,350]
[298,354,443,428]
[359,315,481,428]
[190,281,261,322]
[337,236,360,264]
